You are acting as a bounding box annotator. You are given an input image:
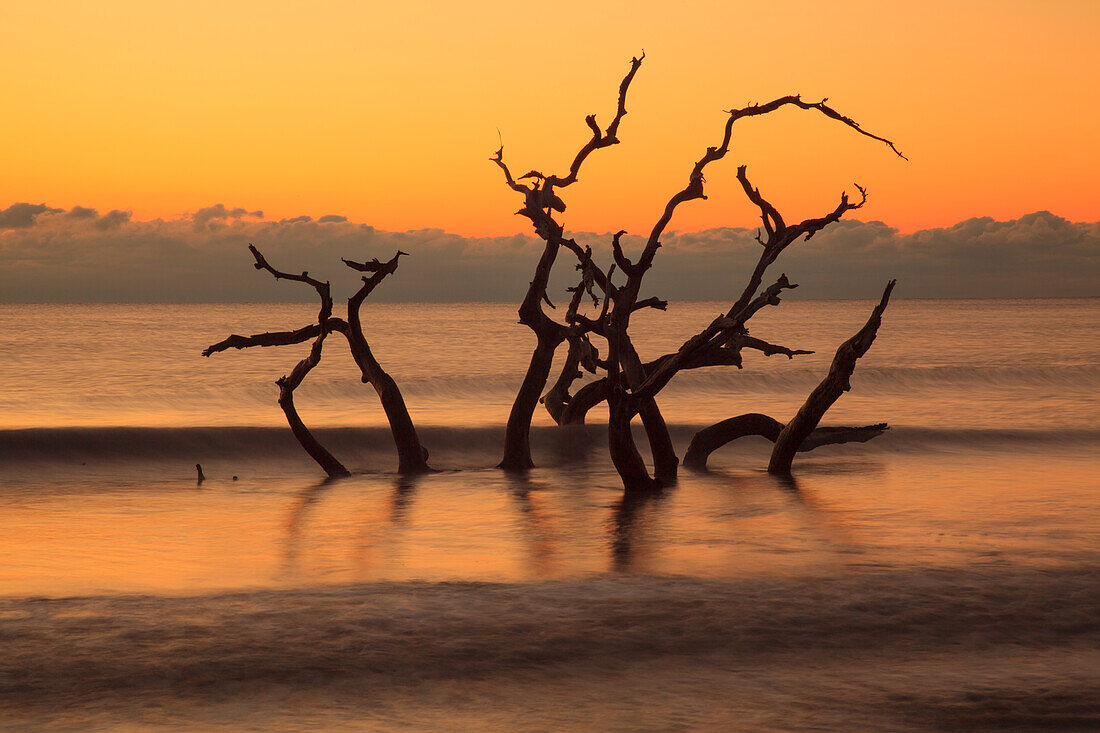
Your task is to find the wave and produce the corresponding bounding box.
[1,568,1096,709]
[3,424,1097,464]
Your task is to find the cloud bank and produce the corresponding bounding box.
[0,203,1096,302]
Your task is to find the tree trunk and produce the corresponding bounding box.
[500,334,562,470]
[616,335,678,483]
[275,321,350,479]
[278,386,350,479]
[342,325,430,474]
[638,399,678,484]
[607,390,658,493]
[371,371,430,474]
[342,253,431,475]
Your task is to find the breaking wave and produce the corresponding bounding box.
[3,424,1097,464]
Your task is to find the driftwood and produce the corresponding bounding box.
[683,415,889,470]
[767,280,896,474]
[491,54,649,471]
[203,246,428,476]
[488,58,904,490]
[200,59,905,489]
[682,281,894,472]
[341,251,430,474]
[249,245,350,478]
[593,102,900,491]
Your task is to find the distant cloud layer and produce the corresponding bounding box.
[1,203,1096,302]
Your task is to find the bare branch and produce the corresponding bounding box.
[638,95,903,278]
[631,274,799,401]
[632,296,668,313]
[345,250,407,308]
[737,164,784,235]
[203,323,322,357]
[271,255,349,479]
[737,335,814,359]
[611,230,637,275]
[490,146,533,194]
[684,413,888,470]
[343,250,409,273]
[249,244,329,296]
[768,280,896,474]
[726,167,867,317]
[786,184,867,243]
[546,53,645,188]
[542,334,598,424]
[731,273,800,324]
[723,95,907,160]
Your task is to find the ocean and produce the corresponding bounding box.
[1,299,1097,731]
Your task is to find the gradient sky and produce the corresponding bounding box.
[3,0,1098,238]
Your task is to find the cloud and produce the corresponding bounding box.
[191,204,263,231]
[0,204,1096,302]
[0,203,64,229]
[93,209,132,230]
[67,206,98,219]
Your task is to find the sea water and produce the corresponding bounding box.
[0,299,1097,731]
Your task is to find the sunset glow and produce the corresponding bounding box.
[3,0,1098,235]
[3,4,1098,730]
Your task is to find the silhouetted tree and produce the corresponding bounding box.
[493,56,905,490]
[492,53,675,477]
[203,246,429,476]
[201,57,904,491]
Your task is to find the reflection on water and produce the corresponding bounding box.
[1,442,1097,732]
[2,444,1095,597]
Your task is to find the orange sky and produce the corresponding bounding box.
[2,0,1097,236]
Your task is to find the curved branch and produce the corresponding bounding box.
[683,413,888,470]
[738,335,814,359]
[635,95,902,295]
[542,335,593,425]
[723,95,906,160]
[249,244,329,295]
[345,250,407,308]
[490,147,532,194]
[273,268,349,478]
[727,166,867,318]
[768,280,896,475]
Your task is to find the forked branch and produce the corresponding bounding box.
[246,244,350,478]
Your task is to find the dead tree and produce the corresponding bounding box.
[676,283,897,473]
[766,280,895,474]
[513,84,906,491]
[683,415,888,471]
[680,282,895,473]
[203,246,430,475]
[491,54,674,473]
[492,55,679,478]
